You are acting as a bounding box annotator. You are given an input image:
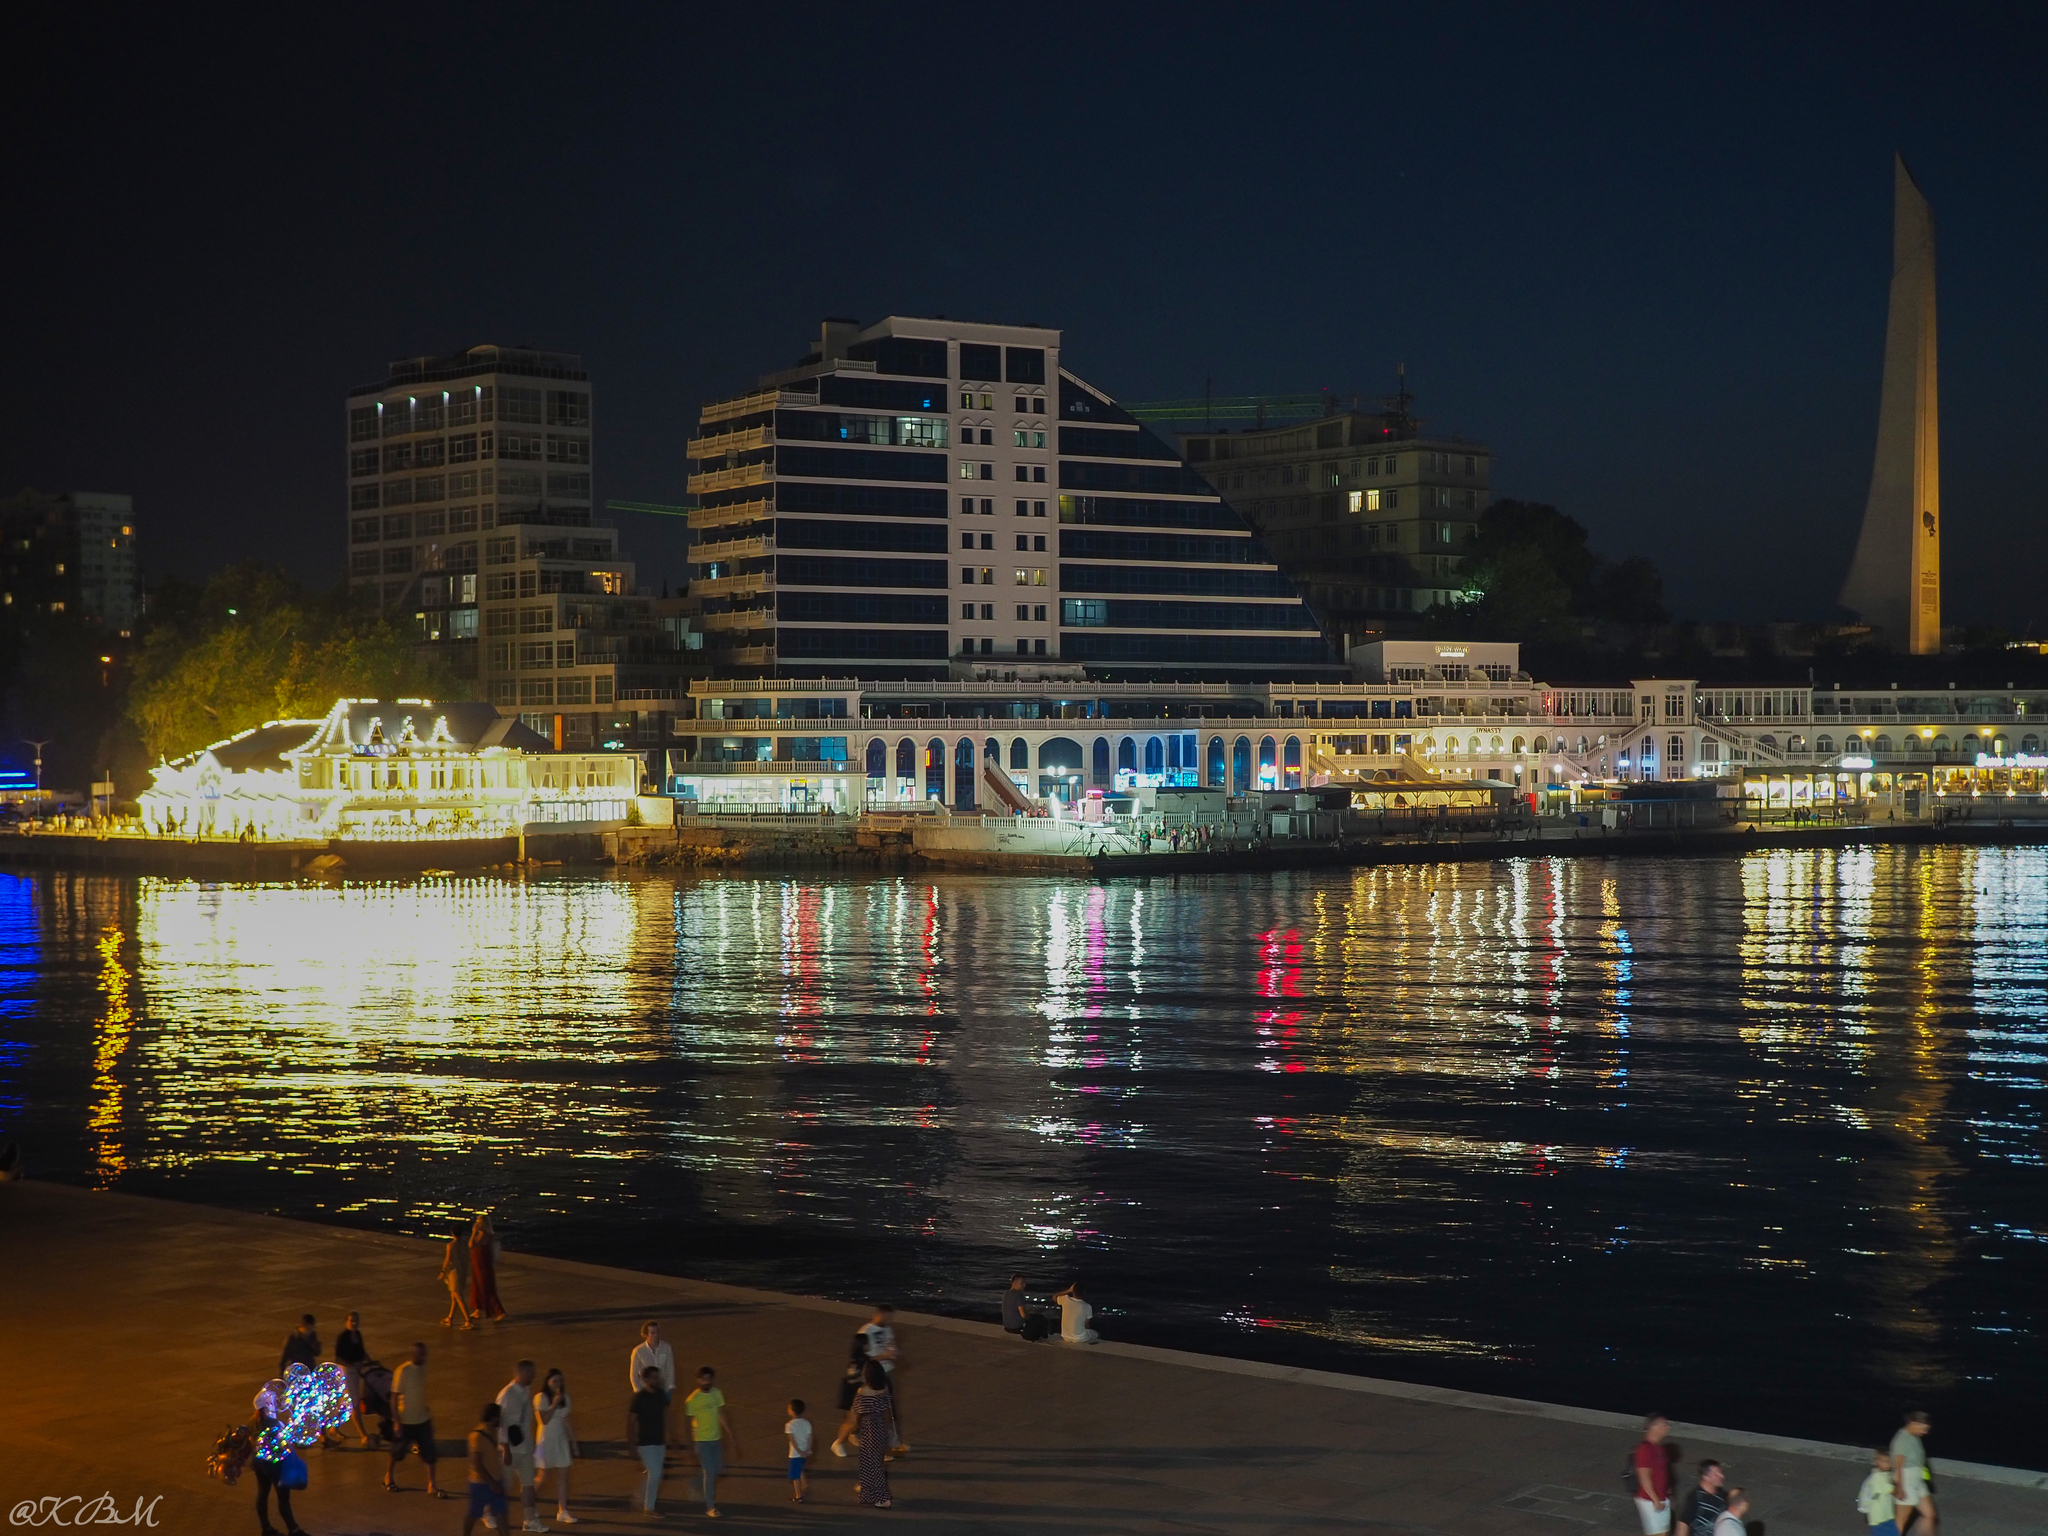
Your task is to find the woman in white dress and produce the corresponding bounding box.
[533,1367,579,1525]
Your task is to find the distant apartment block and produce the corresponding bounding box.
[687,316,1341,680]
[0,489,140,635]
[347,346,693,753]
[1179,395,1490,644]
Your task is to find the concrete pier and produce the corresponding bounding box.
[2,1181,2043,1534]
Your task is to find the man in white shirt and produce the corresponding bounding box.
[630,1321,676,1402]
[857,1305,908,1454]
[494,1358,546,1533]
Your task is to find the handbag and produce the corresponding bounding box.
[278,1450,308,1491]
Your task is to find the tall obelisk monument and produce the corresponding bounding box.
[1840,154,1940,653]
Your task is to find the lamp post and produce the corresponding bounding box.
[23,740,50,798]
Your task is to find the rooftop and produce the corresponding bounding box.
[349,344,588,397]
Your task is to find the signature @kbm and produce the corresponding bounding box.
[9,1497,161,1527]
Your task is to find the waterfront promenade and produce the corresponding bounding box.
[3,1182,2045,1535]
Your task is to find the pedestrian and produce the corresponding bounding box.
[249,1378,306,1536]
[829,1332,867,1457]
[495,1358,547,1533]
[440,1233,475,1329]
[461,1403,509,1536]
[533,1367,578,1527]
[626,1366,670,1516]
[1892,1411,1935,1536]
[1054,1280,1099,1344]
[1684,1460,1726,1536]
[334,1311,374,1445]
[469,1212,507,1322]
[629,1320,676,1401]
[1631,1414,1674,1536]
[785,1398,813,1504]
[385,1342,443,1497]
[1859,1451,1899,1536]
[278,1314,321,1375]
[1713,1488,1748,1536]
[1001,1273,1043,1338]
[857,1305,909,1452]
[682,1365,739,1519]
[847,1360,894,1508]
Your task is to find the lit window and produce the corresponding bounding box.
[1015,568,1030,585]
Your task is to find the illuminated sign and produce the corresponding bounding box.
[1976,752,2048,769]
[1434,646,1468,658]
[1838,756,1875,770]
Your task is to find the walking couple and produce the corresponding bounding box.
[439,1211,507,1327]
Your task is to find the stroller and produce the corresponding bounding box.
[357,1358,397,1444]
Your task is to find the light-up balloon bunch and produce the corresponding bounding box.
[253,1363,352,1459]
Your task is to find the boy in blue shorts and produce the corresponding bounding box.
[785,1398,813,1503]
[461,1403,508,1536]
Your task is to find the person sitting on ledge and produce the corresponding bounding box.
[1053,1280,1098,1345]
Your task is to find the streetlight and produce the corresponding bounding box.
[22,740,50,797]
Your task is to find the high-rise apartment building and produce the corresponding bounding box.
[346,346,595,608]
[348,346,694,752]
[1179,395,1491,644]
[0,489,140,635]
[687,317,1339,680]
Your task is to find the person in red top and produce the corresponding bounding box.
[1632,1414,1674,1533]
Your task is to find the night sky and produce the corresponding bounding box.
[11,6,2046,628]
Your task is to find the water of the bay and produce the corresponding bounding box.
[1,848,2042,1467]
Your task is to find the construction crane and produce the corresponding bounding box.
[604,500,692,517]
[1121,388,1343,428]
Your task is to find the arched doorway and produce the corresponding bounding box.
[954,737,977,810]
[1206,735,1226,788]
[1092,736,1112,789]
[924,738,946,800]
[1283,736,1302,789]
[1232,736,1251,794]
[1258,735,1277,789]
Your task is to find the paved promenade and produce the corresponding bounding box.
[3,1182,2044,1536]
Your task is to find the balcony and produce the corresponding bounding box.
[687,424,774,460]
[693,568,775,600]
[687,496,773,532]
[698,388,782,427]
[686,461,775,496]
[691,534,774,564]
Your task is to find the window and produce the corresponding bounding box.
[350,516,378,543]
[979,637,993,654]
[961,495,974,514]
[1015,465,1028,481]
[981,603,994,619]
[1015,568,1030,585]
[519,606,553,633]
[349,406,378,442]
[1033,500,1045,517]
[519,641,555,669]
[1386,488,1399,508]
[1033,535,1046,552]
[415,438,445,468]
[962,567,975,584]
[1016,499,1028,516]
[502,434,542,461]
[478,431,494,458]
[981,532,993,549]
[545,390,590,426]
[447,433,477,464]
[1032,465,1046,482]
[383,442,414,473]
[961,532,973,549]
[546,436,591,464]
[961,601,975,618]
[1004,346,1046,384]
[1015,603,1030,620]
[981,567,993,584]
[349,550,379,575]
[487,537,518,564]
[349,447,379,478]
[960,342,1001,381]
[501,386,544,424]
[383,512,413,539]
[1012,430,1047,448]
[383,547,413,573]
[1014,395,1028,412]
[980,498,993,514]
[1063,599,1106,626]
[350,485,380,511]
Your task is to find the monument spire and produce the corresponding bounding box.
[1840,153,1940,653]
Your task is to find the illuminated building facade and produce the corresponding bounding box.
[1178,392,1491,643]
[139,699,645,841]
[687,316,1339,681]
[667,646,2048,814]
[0,488,140,635]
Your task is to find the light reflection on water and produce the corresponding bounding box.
[2,848,2044,1466]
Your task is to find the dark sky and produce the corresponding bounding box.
[11,5,2046,628]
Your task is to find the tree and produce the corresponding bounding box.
[127,564,461,763]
